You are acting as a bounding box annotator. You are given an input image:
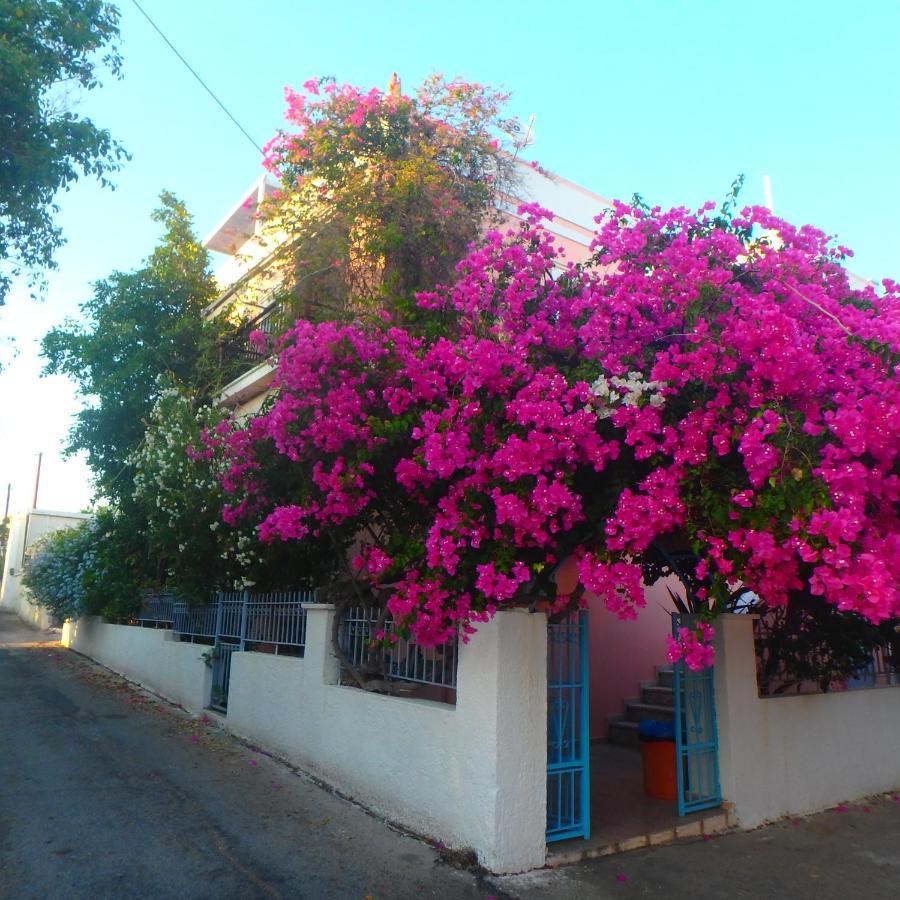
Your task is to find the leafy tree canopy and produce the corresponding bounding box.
[0,0,127,301]
[41,192,223,502]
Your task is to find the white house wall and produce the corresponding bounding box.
[715,614,900,827]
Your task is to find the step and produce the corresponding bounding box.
[641,683,674,707]
[655,666,674,688]
[624,700,675,725]
[607,716,639,749]
[546,807,737,867]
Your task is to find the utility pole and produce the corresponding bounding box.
[32,452,42,510]
[3,482,9,520]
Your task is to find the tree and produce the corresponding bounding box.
[130,381,333,600]
[0,0,127,302]
[209,199,899,666]
[41,192,223,503]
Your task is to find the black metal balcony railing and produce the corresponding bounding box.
[220,302,289,374]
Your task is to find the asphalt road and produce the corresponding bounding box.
[0,612,486,900]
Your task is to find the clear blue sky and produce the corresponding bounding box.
[1,0,898,513]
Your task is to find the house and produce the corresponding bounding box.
[60,155,900,874]
[201,157,681,736]
[191,164,725,857]
[201,161,611,415]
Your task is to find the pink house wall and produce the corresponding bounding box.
[556,559,677,741]
[586,581,675,741]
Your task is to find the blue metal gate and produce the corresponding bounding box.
[546,611,590,842]
[672,613,721,815]
[210,640,241,712]
[209,592,246,712]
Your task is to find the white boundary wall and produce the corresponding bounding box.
[14,594,54,631]
[715,614,900,827]
[62,617,211,713]
[61,607,548,874]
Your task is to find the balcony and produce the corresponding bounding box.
[218,302,290,409]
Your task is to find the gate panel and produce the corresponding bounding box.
[672,613,721,815]
[210,640,241,712]
[546,611,590,842]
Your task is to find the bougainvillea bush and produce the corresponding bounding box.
[208,199,899,668]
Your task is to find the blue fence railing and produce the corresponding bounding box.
[136,593,175,626]
[172,602,218,641]
[246,591,309,650]
[338,606,458,692]
[172,590,313,654]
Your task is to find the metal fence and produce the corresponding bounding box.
[220,300,289,370]
[217,592,245,641]
[338,606,458,697]
[172,602,217,642]
[171,590,312,655]
[246,590,309,652]
[134,593,175,627]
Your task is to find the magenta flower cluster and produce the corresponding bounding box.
[667,623,716,671]
[208,201,899,660]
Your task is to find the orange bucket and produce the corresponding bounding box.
[640,738,678,801]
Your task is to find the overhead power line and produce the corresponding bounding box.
[129,1,264,156]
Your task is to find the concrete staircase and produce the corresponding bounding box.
[607,665,675,749]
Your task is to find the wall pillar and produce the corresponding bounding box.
[302,603,340,685]
[456,608,547,873]
[714,613,767,826]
